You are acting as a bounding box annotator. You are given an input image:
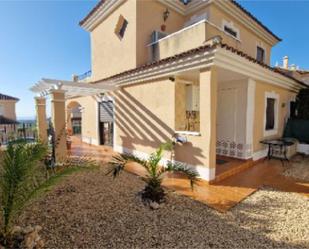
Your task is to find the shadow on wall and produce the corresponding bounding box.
[113,87,204,165]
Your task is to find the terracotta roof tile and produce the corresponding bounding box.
[79,0,105,26]
[230,0,281,41]
[0,93,19,101]
[91,42,307,88]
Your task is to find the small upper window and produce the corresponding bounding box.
[224,25,237,38]
[256,46,265,63]
[265,98,276,130]
[115,15,128,39]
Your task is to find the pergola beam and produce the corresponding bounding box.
[30,78,117,99]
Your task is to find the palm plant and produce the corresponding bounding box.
[107,142,198,203]
[0,140,47,238]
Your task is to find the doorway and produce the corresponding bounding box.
[99,101,114,147]
[216,82,247,159]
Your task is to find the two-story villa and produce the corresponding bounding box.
[0,93,19,124]
[31,0,307,182]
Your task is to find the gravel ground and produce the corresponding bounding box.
[19,168,309,249]
[283,155,309,182]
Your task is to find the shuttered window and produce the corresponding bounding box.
[99,101,114,123]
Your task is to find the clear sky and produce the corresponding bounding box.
[0,0,308,119]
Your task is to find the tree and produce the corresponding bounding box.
[0,141,47,238]
[107,142,198,203]
[295,88,309,119]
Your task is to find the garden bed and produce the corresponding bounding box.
[18,169,309,249]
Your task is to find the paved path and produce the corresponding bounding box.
[70,136,309,212]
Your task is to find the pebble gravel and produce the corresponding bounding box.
[19,168,309,249]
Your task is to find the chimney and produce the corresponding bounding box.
[72,74,79,82]
[290,64,296,71]
[283,56,289,69]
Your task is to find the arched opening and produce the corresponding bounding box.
[67,101,82,136]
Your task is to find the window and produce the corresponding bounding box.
[264,92,279,136]
[0,104,3,115]
[224,25,237,38]
[222,20,239,39]
[115,15,128,39]
[265,98,275,130]
[256,46,265,63]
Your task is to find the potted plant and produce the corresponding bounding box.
[66,137,72,150]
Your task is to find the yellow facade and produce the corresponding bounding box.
[0,100,18,120]
[70,0,304,181]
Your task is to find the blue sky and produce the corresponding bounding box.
[0,0,308,119]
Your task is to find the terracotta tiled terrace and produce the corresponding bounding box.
[70,136,309,212]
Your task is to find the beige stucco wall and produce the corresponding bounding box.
[136,0,185,65]
[0,100,17,120]
[112,78,175,156]
[89,0,276,81]
[253,81,296,152]
[91,0,137,81]
[208,5,272,64]
[112,68,217,171]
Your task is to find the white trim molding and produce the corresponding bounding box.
[255,41,267,64]
[82,136,99,146]
[114,145,216,181]
[263,91,279,137]
[245,78,256,159]
[253,149,268,161]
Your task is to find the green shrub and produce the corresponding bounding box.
[0,141,47,236]
[107,142,198,203]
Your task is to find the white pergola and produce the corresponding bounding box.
[30,77,118,161]
[30,78,116,99]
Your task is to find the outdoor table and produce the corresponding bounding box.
[260,138,295,165]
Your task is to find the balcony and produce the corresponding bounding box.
[149,19,241,62]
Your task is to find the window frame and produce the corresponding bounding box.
[115,15,128,39]
[222,20,240,39]
[0,104,3,116]
[263,92,279,137]
[256,46,265,63]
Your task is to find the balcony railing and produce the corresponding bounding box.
[0,122,37,146]
[77,70,92,82]
[149,19,241,62]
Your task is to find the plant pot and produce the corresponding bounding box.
[66,140,72,150]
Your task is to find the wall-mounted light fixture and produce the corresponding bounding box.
[163,8,170,22]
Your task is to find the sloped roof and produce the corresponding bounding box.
[79,0,281,41]
[230,0,281,42]
[0,116,18,125]
[0,93,19,101]
[79,0,105,26]
[91,42,307,88]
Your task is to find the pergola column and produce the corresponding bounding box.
[199,66,218,181]
[50,89,67,161]
[34,97,48,143]
[66,108,73,135]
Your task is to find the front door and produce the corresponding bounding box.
[217,85,246,158]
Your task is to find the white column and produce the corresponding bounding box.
[245,78,256,159]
